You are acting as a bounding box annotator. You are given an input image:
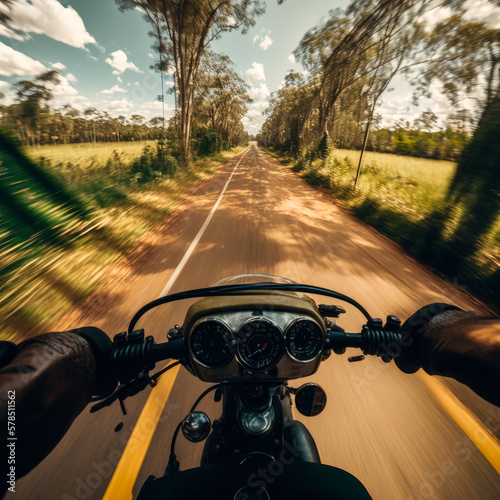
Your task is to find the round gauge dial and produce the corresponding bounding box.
[285,318,324,362]
[190,319,234,368]
[237,318,284,372]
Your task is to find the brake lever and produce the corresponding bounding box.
[90,371,155,414]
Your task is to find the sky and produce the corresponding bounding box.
[0,0,499,135]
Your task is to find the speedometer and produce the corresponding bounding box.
[237,318,284,372]
[190,319,234,368]
[285,318,323,362]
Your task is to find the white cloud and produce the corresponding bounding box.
[99,98,175,122]
[105,50,143,75]
[251,100,269,113]
[0,80,10,98]
[99,85,128,95]
[259,35,273,51]
[225,15,237,27]
[50,74,79,97]
[148,53,154,59]
[418,0,500,29]
[117,76,123,83]
[133,81,141,86]
[0,80,14,104]
[248,83,270,101]
[245,62,266,84]
[377,76,455,127]
[253,30,273,51]
[51,62,66,71]
[463,0,500,28]
[288,54,296,64]
[242,104,268,135]
[4,0,96,49]
[0,24,27,42]
[0,41,47,76]
[417,6,453,28]
[66,73,77,83]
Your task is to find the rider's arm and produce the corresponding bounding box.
[0,327,114,480]
[396,304,500,406]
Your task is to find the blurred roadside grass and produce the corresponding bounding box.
[0,136,244,340]
[267,147,500,311]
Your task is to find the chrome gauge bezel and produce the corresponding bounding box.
[284,317,324,363]
[236,317,285,373]
[189,317,235,369]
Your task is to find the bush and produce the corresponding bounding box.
[195,131,220,156]
[130,141,179,183]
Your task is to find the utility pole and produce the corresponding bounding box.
[354,100,377,190]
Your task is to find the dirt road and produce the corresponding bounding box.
[15,144,500,499]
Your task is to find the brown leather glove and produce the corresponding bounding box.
[396,303,500,406]
[0,332,96,480]
[0,327,118,484]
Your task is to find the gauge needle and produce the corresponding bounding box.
[249,342,269,359]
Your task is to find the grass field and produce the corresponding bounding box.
[270,146,500,311]
[1,139,244,340]
[324,149,457,214]
[27,141,156,170]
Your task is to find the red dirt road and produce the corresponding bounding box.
[15,144,500,500]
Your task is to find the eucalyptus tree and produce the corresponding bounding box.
[264,71,317,154]
[194,52,251,148]
[13,70,60,146]
[116,0,264,165]
[414,11,500,110]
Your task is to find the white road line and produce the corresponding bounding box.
[159,147,250,297]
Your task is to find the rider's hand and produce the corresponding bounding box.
[396,303,500,406]
[71,326,117,397]
[395,303,464,374]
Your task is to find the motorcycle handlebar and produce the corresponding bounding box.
[110,321,403,382]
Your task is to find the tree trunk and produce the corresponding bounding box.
[354,102,376,189]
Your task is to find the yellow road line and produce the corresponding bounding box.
[418,372,500,475]
[102,149,249,498]
[102,362,181,500]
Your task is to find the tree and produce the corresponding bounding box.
[415,12,500,109]
[13,70,60,146]
[193,52,251,149]
[84,107,99,143]
[116,0,264,165]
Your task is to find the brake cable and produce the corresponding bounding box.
[90,360,181,414]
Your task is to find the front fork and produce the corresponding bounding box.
[201,384,321,466]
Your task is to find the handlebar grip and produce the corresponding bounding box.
[326,328,403,359]
[111,337,185,382]
[150,338,185,362]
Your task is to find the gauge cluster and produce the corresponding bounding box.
[187,310,325,382]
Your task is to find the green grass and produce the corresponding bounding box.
[27,141,156,169]
[1,138,245,340]
[273,147,500,311]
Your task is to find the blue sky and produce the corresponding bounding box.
[0,0,498,134]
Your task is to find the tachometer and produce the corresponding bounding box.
[237,318,284,372]
[285,318,323,362]
[190,319,234,368]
